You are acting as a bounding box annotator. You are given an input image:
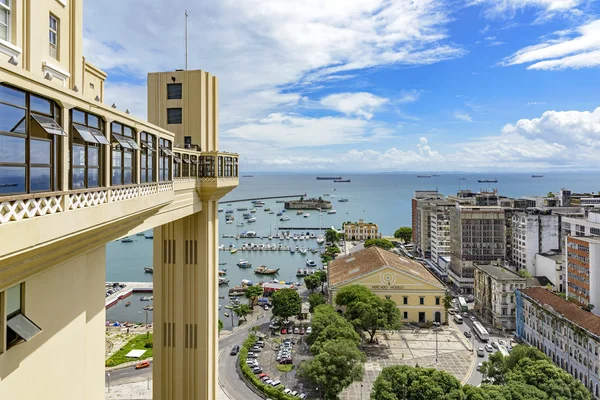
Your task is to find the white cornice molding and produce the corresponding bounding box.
[42,61,70,86]
[0,38,22,60]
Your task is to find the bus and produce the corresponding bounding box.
[458,297,468,312]
[472,321,489,342]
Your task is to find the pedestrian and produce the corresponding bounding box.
[127,328,130,334]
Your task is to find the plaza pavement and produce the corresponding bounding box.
[341,326,475,400]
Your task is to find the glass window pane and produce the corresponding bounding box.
[123,168,132,184]
[31,95,52,115]
[112,150,122,167]
[31,139,51,164]
[7,313,42,342]
[112,168,122,185]
[0,85,26,107]
[88,114,100,128]
[0,24,7,42]
[88,168,99,187]
[72,167,85,189]
[31,167,51,192]
[6,285,22,316]
[141,154,146,167]
[167,108,182,124]
[141,170,147,183]
[147,168,153,182]
[88,147,99,167]
[73,144,86,166]
[0,103,26,134]
[0,166,25,194]
[124,152,132,168]
[72,110,85,125]
[0,134,25,163]
[31,114,66,137]
[111,122,122,134]
[73,124,98,143]
[123,126,132,138]
[167,83,182,100]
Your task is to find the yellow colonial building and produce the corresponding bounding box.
[0,1,237,399]
[343,219,380,241]
[329,246,447,324]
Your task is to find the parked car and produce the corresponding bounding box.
[299,328,305,335]
[264,305,269,310]
[271,380,281,387]
[256,340,265,347]
[491,341,499,349]
[485,344,494,352]
[279,358,293,364]
[298,394,307,399]
[477,363,483,371]
[306,326,312,334]
[135,360,150,369]
[498,339,507,346]
[259,373,268,379]
[265,379,274,385]
[247,352,258,358]
[246,360,258,366]
[290,391,298,396]
[477,348,485,357]
[281,328,287,334]
[251,346,262,352]
[448,309,456,315]
[283,389,292,395]
[260,376,270,382]
[253,366,263,373]
[464,331,472,338]
[293,327,299,334]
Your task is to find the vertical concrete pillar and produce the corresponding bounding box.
[153,199,219,400]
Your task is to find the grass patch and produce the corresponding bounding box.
[276,363,294,372]
[272,338,282,344]
[105,333,153,367]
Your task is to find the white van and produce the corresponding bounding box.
[454,315,463,324]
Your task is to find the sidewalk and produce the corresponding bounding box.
[105,380,230,399]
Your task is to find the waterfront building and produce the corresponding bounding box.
[411,190,443,246]
[511,209,560,274]
[328,246,447,324]
[473,264,526,330]
[535,250,565,292]
[448,205,506,294]
[0,1,238,399]
[342,219,380,241]
[566,236,600,314]
[516,287,600,398]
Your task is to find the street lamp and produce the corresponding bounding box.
[433,322,440,363]
[107,373,111,393]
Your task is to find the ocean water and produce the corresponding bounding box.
[106,172,600,327]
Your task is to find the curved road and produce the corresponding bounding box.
[107,316,267,400]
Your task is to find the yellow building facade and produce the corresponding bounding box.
[343,219,380,241]
[329,246,447,324]
[0,1,237,399]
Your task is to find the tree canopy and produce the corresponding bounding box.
[270,288,301,321]
[371,365,465,400]
[233,304,252,322]
[308,292,326,313]
[325,228,343,244]
[245,285,264,306]
[304,274,321,292]
[394,227,412,243]
[364,238,394,250]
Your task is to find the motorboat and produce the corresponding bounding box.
[304,213,310,218]
[254,266,280,275]
[323,193,330,197]
[338,198,348,202]
[269,211,275,214]
[144,267,153,273]
[280,216,290,221]
[136,233,145,236]
[237,207,248,211]
[296,211,303,215]
[237,222,245,226]
[226,209,234,214]
[306,260,317,267]
[121,237,133,243]
[237,260,252,268]
[218,269,227,276]
[219,278,230,285]
[327,210,337,214]
[247,217,256,223]
[226,220,233,224]
[250,209,257,213]
[125,302,131,307]
[230,248,238,254]
[317,235,324,244]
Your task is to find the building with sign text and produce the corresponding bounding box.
[328,246,447,324]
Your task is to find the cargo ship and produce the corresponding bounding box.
[333,179,351,183]
[316,176,342,180]
[478,179,498,183]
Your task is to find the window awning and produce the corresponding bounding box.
[160,146,174,157]
[141,141,155,151]
[73,124,99,144]
[182,157,190,164]
[112,134,133,149]
[172,153,182,163]
[126,138,141,150]
[88,127,111,145]
[31,114,67,136]
[190,158,198,164]
[7,313,42,342]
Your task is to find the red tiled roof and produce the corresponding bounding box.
[520,287,600,337]
[328,246,444,288]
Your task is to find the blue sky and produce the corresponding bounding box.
[83,0,600,172]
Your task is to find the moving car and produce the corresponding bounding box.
[485,344,493,352]
[491,341,499,349]
[135,360,150,369]
[477,348,485,357]
[448,309,456,315]
[469,315,477,321]
[464,331,472,338]
[230,345,240,356]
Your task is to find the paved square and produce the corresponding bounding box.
[341,326,475,400]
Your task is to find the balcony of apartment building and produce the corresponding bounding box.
[0,81,239,268]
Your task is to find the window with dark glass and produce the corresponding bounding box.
[140,132,156,183]
[173,153,181,178]
[5,283,42,350]
[200,156,215,177]
[167,83,182,100]
[158,138,172,181]
[110,123,139,185]
[0,84,66,195]
[234,158,238,177]
[182,154,190,177]
[71,109,109,189]
[218,156,223,177]
[224,156,233,177]
[190,155,197,177]
[0,0,10,41]
[167,108,182,124]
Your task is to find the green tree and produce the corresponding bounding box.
[304,274,321,292]
[547,192,555,198]
[517,269,532,278]
[218,319,223,333]
[335,284,373,307]
[394,227,412,243]
[233,304,252,322]
[245,285,264,307]
[270,288,301,321]
[325,245,341,257]
[308,292,326,313]
[325,228,341,244]
[307,304,342,346]
[310,318,360,355]
[364,238,394,250]
[371,365,465,400]
[314,270,327,292]
[299,339,366,400]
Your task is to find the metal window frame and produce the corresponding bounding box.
[0,1,10,42]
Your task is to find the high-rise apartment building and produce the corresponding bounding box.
[566,236,600,314]
[430,202,452,265]
[0,1,238,399]
[411,190,443,246]
[449,205,506,294]
[511,209,560,274]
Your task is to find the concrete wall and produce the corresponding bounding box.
[589,243,600,316]
[535,254,561,289]
[0,246,105,400]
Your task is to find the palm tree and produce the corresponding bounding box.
[233,304,252,322]
[442,293,453,324]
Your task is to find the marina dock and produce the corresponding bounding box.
[105,282,153,309]
[218,194,305,204]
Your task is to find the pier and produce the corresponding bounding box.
[218,194,305,204]
[105,281,153,309]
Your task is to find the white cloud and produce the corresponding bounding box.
[470,0,584,20]
[527,101,547,105]
[320,92,388,120]
[503,19,600,70]
[487,41,505,46]
[454,112,473,122]
[397,90,421,104]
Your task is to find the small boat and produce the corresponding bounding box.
[226,220,233,224]
[478,178,498,183]
[237,222,245,227]
[226,209,234,214]
[0,183,18,187]
[264,208,271,212]
[121,238,133,243]
[224,312,230,317]
[218,208,224,212]
[323,193,330,197]
[306,260,317,267]
[254,265,280,275]
[125,302,131,307]
[459,177,467,180]
[304,213,310,218]
[276,200,285,203]
[136,233,145,236]
[219,277,230,285]
[269,211,275,214]
[218,269,227,276]
[219,262,227,265]
[417,175,432,178]
[231,248,238,254]
[144,233,154,239]
[297,211,303,215]
[290,248,295,254]
[144,267,153,273]
[338,198,348,202]
[225,305,234,309]
[237,260,252,268]
[250,209,257,213]
[317,236,324,244]
[236,207,248,211]
[532,175,544,178]
[280,216,290,221]
[247,217,256,223]
[143,305,153,311]
[327,210,337,214]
